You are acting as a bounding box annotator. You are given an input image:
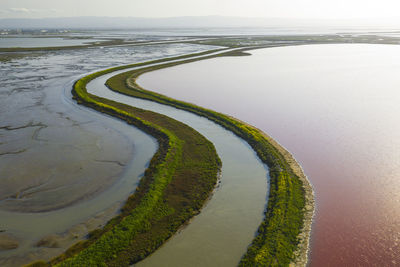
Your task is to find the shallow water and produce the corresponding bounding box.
[138,44,400,266]
[0,37,104,48]
[0,42,215,265]
[87,68,269,267]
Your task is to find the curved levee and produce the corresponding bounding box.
[105,49,314,266]
[27,52,222,267]
[30,48,313,266]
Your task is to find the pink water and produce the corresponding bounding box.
[138,44,400,266]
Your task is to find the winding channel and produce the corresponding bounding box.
[86,56,269,266]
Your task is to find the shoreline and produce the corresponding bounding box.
[269,140,314,267]
[236,118,314,266]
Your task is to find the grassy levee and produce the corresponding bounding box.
[105,53,309,266]
[27,52,221,267]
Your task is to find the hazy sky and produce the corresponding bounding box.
[1,0,400,20]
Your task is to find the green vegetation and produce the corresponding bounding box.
[27,51,221,267]
[26,47,311,266]
[17,34,400,266]
[105,53,308,266]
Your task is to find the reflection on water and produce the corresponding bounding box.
[138,44,400,266]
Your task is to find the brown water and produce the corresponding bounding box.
[138,44,400,266]
[87,65,269,267]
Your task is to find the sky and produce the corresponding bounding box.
[1,0,400,20]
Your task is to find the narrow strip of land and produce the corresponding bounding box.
[30,46,314,266]
[27,53,221,267]
[105,49,314,266]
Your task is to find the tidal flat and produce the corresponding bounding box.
[0,37,105,48]
[0,41,216,266]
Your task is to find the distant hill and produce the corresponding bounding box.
[0,16,294,29]
[1,16,399,31]
[0,16,392,30]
